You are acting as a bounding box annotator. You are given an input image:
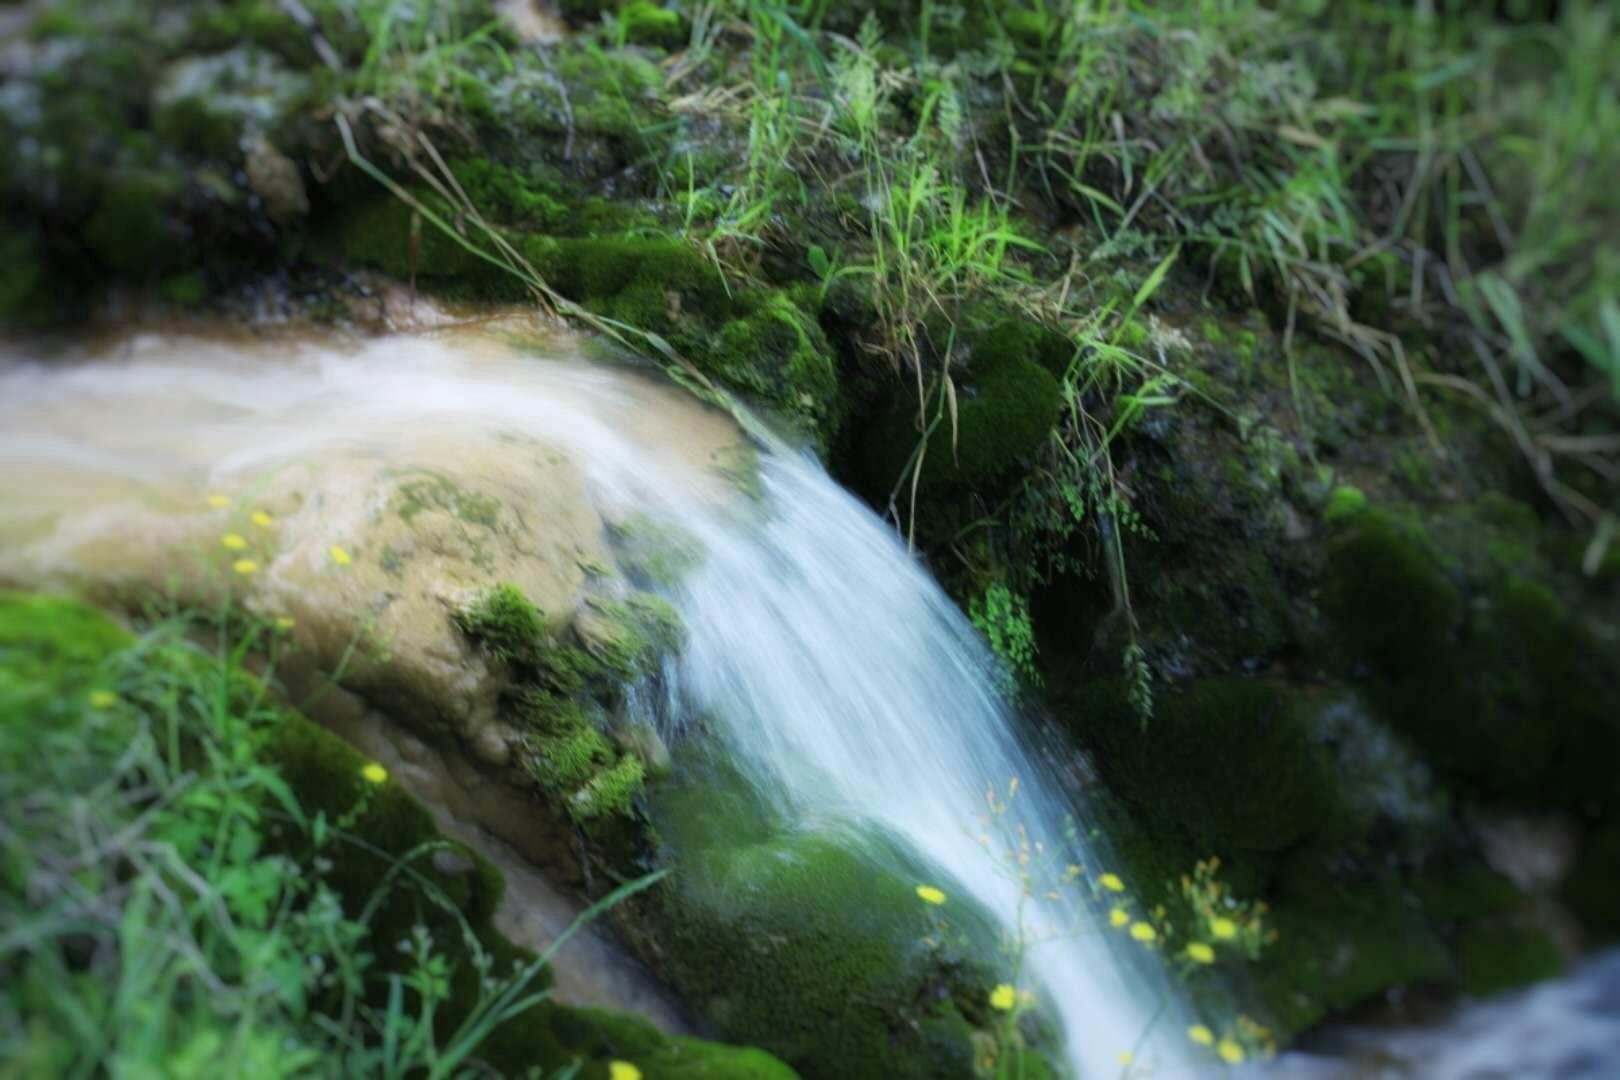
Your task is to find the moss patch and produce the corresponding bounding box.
[632,752,1035,1080]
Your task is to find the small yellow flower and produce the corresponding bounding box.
[1117,1050,1134,1067]
[1188,1024,1214,1046]
[1185,942,1216,964]
[361,762,388,785]
[1211,916,1238,940]
[89,689,118,709]
[1098,872,1125,893]
[1109,906,1130,928]
[1217,1039,1245,1065]
[916,885,947,905]
[988,984,1017,1012]
[608,1063,642,1080]
[206,494,231,509]
[250,510,274,528]
[1129,921,1156,943]
[275,616,296,631]
[328,545,352,566]
[232,558,258,575]
[221,533,247,551]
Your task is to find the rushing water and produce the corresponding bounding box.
[6,322,1615,1079]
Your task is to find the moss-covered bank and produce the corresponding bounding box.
[0,589,793,1078]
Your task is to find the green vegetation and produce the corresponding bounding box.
[638,754,1018,1079]
[6,0,1620,1064]
[0,591,786,1077]
[454,583,680,825]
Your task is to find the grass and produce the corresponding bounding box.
[0,591,659,1077]
[313,0,1616,675]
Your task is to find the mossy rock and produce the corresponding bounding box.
[151,46,312,161]
[452,582,680,826]
[971,318,1075,376]
[0,591,133,710]
[634,754,1026,1080]
[1067,677,1348,860]
[696,292,843,442]
[447,157,570,230]
[866,354,1061,493]
[1565,823,1620,941]
[83,169,185,275]
[1255,856,1454,1037]
[268,692,788,1078]
[1322,507,1620,805]
[1320,508,1463,682]
[1453,923,1563,997]
[0,590,790,1078]
[333,196,532,300]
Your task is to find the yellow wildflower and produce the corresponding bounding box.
[206,494,230,509]
[1098,872,1125,893]
[251,510,274,528]
[232,558,258,575]
[608,1063,642,1080]
[361,762,388,785]
[1129,921,1156,943]
[275,616,295,631]
[915,885,947,905]
[988,984,1017,1012]
[1188,1025,1214,1046]
[1109,907,1130,928]
[1117,1050,1134,1067]
[1185,942,1216,964]
[1217,1039,1245,1065]
[329,545,352,566]
[89,690,118,709]
[1211,916,1238,940]
[221,533,247,551]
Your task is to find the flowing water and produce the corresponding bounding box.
[5,321,1615,1079]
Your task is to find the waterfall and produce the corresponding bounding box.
[640,449,1195,1077]
[0,323,1195,1077]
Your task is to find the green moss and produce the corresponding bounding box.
[267,702,781,1076]
[160,271,207,307]
[535,235,728,315]
[1454,924,1563,997]
[454,584,546,664]
[448,157,570,230]
[870,354,1061,492]
[641,755,1013,1079]
[0,229,58,329]
[531,724,615,788]
[1566,823,1620,941]
[1321,508,1462,683]
[0,592,133,710]
[334,197,530,300]
[971,318,1075,376]
[394,471,503,528]
[699,292,842,440]
[1410,861,1525,923]
[584,592,685,679]
[572,753,646,821]
[83,170,183,274]
[606,515,706,586]
[1323,507,1620,805]
[1067,677,1346,859]
[1256,856,1454,1037]
[619,1,685,49]
[1322,484,1366,522]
